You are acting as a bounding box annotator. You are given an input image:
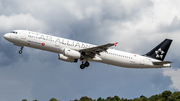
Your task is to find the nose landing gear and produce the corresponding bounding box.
[19,46,24,54]
[80,61,90,69]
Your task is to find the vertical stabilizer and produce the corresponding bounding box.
[144,39,172,61]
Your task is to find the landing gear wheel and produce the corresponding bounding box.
[84,62,90,67]
[19,50,22,54]
[19,46,24,54]
[80,64,85,69]
[80,56,84,60]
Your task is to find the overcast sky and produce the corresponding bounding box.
[0,0,180,101]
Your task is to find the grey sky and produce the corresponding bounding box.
[0,0,180,101]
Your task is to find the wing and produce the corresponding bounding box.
[79,42,118,58]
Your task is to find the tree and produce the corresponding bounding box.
[22,99,28,101]
[79,96,95,101]
[111,95,121,101]
[162,90,172,100]
[148,94,159,101]
[157,98,165,101]
[106,96,112,100]
[132,98,141,101]
[49,98,60,101]
[74,99,79,101]
[167,91,180,101]
[97,97,104,101]
[140,95,147,101]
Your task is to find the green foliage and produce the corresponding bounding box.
[140,96,147,101]
[80,96,94,101]
[49,98,60,101]
[162,90,172,100]
[157,98,166,101]
[112,95,121,101]
[167,91,180,101]
[97,97,105,101]
[75,96,96,101]
[148,94,158,101]
[22,91,180,101]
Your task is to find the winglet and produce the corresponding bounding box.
[113,42,118,46]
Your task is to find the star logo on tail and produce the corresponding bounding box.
[155,48,165,59]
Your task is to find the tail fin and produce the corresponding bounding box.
[144,39,173,61]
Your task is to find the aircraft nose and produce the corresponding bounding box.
[4,33,11,40]
[4,34,8,40]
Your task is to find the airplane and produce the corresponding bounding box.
[4,30,173,69]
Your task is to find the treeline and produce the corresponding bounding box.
[22,90,180,101]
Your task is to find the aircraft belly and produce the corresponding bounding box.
[100,55,163,68]
[100,56,137,68]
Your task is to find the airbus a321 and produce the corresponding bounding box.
[4,30,173,69]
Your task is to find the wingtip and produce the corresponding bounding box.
[113,42,118,46]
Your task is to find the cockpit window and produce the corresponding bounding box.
[11,31,17,34]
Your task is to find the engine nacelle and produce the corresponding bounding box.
[58,54,78,62]
[63,48,82,59]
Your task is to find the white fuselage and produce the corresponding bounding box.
[4,30,171,68]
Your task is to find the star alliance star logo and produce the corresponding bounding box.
[155,48,165,59]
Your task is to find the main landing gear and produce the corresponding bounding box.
[19,46,24,54]
[80,61,90,69]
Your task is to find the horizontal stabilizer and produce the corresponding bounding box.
[153,61,172,65]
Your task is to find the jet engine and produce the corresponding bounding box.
[63,48,84,60]
[58,54,78,62]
